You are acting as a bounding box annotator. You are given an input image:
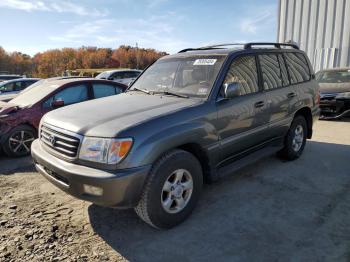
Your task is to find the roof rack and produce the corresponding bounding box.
[244,42,299,50]
[178,42,299,53]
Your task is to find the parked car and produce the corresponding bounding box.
[32,42,319,229]
[0,74,23,82]
[316,68,350,119]
[0,78,126,157]
[0,78,41,102]
[95,69,142,85]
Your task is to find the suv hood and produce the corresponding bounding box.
[319,82,350,93]
[43,92,202,137]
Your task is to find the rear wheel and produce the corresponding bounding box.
[2,125,36,157]
[279,116,307,160]
[135,149,203,229]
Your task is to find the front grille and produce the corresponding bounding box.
[40,124,81,158]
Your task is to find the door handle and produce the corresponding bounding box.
[287,92,296,98]
[254,101,265,108]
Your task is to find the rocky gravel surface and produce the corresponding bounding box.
[0,164,126,262]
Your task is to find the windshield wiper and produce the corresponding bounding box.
[153,91,189,98]
[131,87,151,95]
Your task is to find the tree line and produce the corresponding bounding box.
[0,45,168,78]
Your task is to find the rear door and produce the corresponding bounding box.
[215,55,269,162]
[258,53,297,138]
[262,52,311,138]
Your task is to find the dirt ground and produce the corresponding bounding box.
[0,119,350,262]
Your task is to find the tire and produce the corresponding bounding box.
[135,149,203,229]
[279,115,307,160]
[2,125,36,157]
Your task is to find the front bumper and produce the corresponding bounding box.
[31,139,151,208]
[320,98,350,119]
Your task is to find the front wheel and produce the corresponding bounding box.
[279,115,307,160]
[2,125,36,157]
[135,149,203,229]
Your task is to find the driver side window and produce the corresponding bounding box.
[111,72,123,80]
[222,56,259,97]
[43,84,88,108]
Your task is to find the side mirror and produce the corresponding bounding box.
[51,99,65,109]
[107,77,114,81]
[223,82,241,99]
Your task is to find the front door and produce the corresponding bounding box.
[215,55,269,163]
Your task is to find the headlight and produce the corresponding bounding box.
[79,137,133,164]
[336,92,350,99]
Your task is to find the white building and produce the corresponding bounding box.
[277,0,350,72]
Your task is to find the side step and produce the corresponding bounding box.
[217,145,283,178]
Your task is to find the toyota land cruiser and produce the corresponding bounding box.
[32,43,320,229]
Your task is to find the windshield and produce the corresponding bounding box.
[317,70,350,83]
[10,80,60,107]
[130,55,226,98]
[0,81,12,92]
[96,71,110,79]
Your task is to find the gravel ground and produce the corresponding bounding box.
[0,119,350,262]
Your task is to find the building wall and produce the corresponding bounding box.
[277,0,350,72]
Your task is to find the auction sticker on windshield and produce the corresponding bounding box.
[193,59,217,65]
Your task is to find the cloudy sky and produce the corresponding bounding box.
[0,0,277,56]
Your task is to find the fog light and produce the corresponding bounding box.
[83,184,103,196]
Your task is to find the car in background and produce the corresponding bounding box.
[0,74,23,82]
[95,69,142,85]
[0,78,41,102]
[316,68,350,119]
[0,78,126,157]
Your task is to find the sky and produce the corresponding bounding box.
[0,0,277,56]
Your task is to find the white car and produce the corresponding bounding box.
[95,69,142,85]
[0,78,41,102]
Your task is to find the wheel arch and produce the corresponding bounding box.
[177,143,212,184]
[294,107,313,139]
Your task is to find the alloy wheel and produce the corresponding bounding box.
[8,131,35,154]
[292,124,304,152]
[161,169,193,214]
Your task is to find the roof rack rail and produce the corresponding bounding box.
[178,42,299,53]
[198,43,245,49]
[178,43,244,53]
[244,42,299,50]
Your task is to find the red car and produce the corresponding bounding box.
[0,77,126,157]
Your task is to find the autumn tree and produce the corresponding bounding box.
[0,45,167,78]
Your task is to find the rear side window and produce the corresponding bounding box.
[92,83,122,98]
[259,54,283,90]
[223,56,259,96]
[284,53,311,84]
